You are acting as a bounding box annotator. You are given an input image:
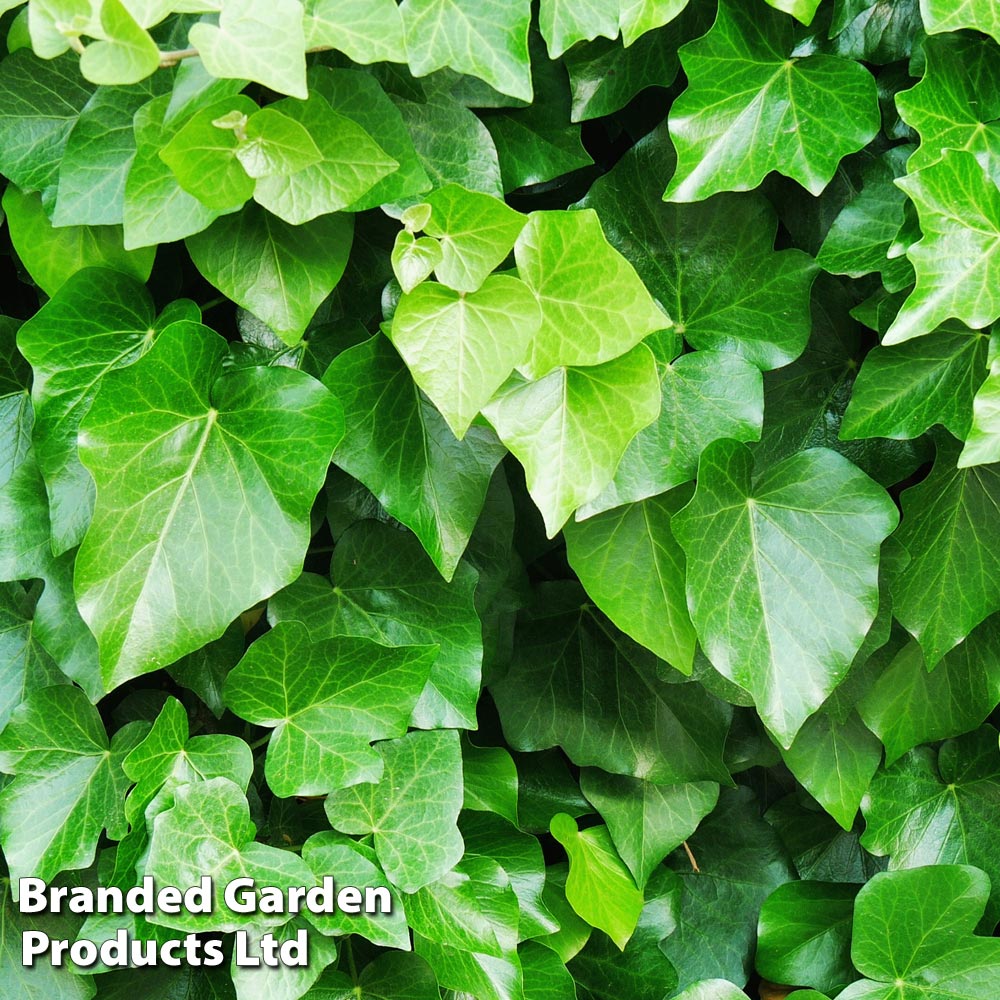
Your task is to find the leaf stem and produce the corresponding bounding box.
[199,295,228,312]
[682,840,700,873]
[157,43,335,69]
[247,734,271,751]
[158,46,198,68]
[345,936,359,985]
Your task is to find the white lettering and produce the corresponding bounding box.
[21,931,49,965]
[17,879,47,914]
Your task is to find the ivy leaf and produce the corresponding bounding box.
[16,267,158,554]
[407,855,520,957]
[564,31,680,123]
[74,320,343,690]
[886,152,1000,344]
[858,618,1000,764]
[766,795,883,884]
[840,326,989,443]
[489,583,733,785]
[0,879,95,1000]
[578,343,764,517]
[303,0,407,65]
[861,727,1000,923]
[829,0,922,63]
[390,276,541,439]
[0,582,68,731]
[122,94,231,250]
[301,832,410,949]
[920,0,1000,44]
[514,209,668,378]
[186,203,353,344]
[307,954,440,1000]
[0,51,93,195]
[230,914,337,1000]
[394,94,503,197]
[93,967,235,999]
[251,92,399,226]
[483,88,594,194]
[780,709,882,830]
[24,547,102,701]
[188,0,308,99]
[520,940,578,1000]
[323,333,506,580]
[392,231,444,293]
[895,34,1000,174]
[765,0,823,24]
[145,776,317,933]
[159,95,259,211]
[550,813,644,950]
[0,686,139,885]
[664,0,879,201]
[619,0,689,45]
[961,359,1000,468]
[817,148,914,292]
[414,934,522,1000]
[53,76,168,227]
[756,881,858,996]
[166,619,244,720]
[462,810,558,939]
[325,729,464,892]
[568,866,679,999]
[400,0,532,102]
[753,279,928,488]
[888,433,1000,667]
[660,787,795,990]
[839,865,1000,1000]
[77,0,159,87]
[579,768,719,888]
[122,695,251,826]
[463,742,519,826]
[3,186,155,297]
[673,984,750,1000]
[268,520,483,730]
[673,441,898,747]
[565,488,697,673]
[582,125,816,372]
[309,67,430,212]
[538,0,619,59]
[225,621,438,796]
[483,345,661,536]
[419,184,527,293]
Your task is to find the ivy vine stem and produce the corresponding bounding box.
[157,43,335,69]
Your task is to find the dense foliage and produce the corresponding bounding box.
[1,0,999,998]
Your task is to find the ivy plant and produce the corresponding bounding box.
[1,1,1000,999]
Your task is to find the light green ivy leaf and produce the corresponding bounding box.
[188,0,308,99]
[400,0,532,102]
[514,209,668,379]
[389,276,541,439]
[886,152,1000,344]
[483,345,661,536]
[550,813,644,950]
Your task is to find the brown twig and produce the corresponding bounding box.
[682,840,700,873]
